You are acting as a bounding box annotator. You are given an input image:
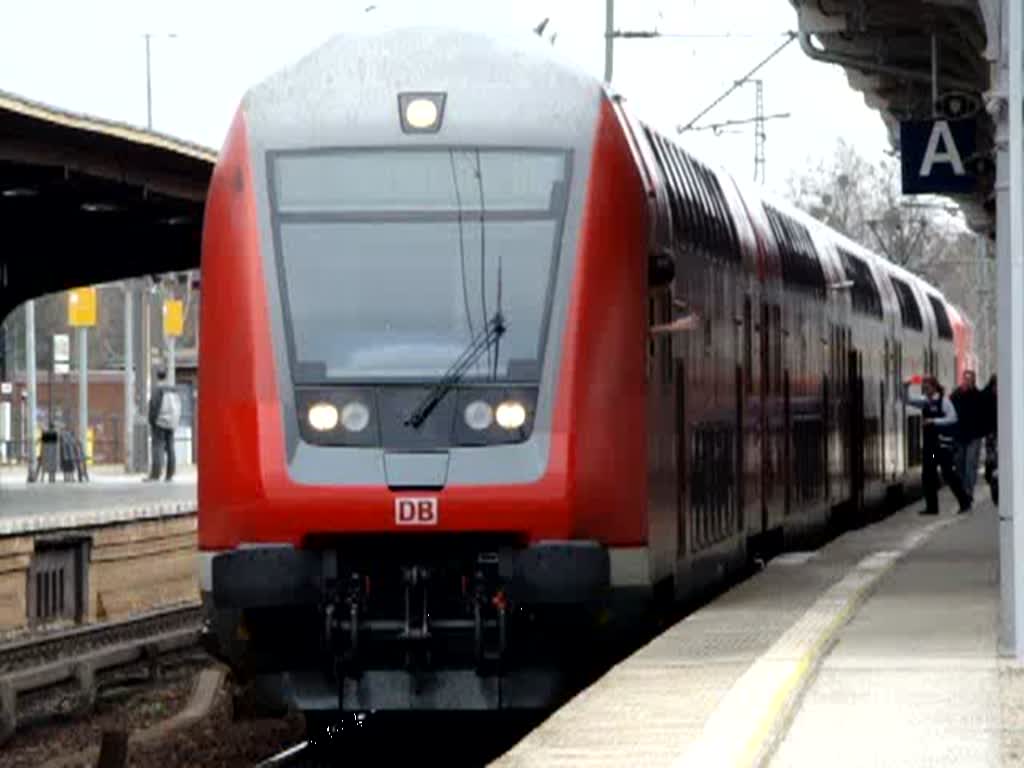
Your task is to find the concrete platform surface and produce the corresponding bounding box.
[0,464,196,534]
[769,502,1000,767]
[493,493,1008,768]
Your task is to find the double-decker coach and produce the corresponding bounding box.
[198,25,972,717]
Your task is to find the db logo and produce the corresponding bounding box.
[394,497,439,526]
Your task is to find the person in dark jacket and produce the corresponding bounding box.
[982,375,998,503]
[950,369,983,504]
[146,368,176,482]
[905,375,972,515]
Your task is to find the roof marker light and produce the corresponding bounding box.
[398,92,446,134]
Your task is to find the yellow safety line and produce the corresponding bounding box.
[730,516,956,768]
[0,91,217,164]
[737,583,872,768]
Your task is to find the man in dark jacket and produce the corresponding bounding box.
[982,375,998,503]
[950,369,983,504]
[146,368,178,482]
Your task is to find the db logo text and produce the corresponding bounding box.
[394,498,439,526]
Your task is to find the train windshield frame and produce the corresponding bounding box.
[267,147,573,385]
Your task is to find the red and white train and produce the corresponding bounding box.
[197,26,974,715]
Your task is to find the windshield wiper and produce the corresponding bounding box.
[405,312,507,429]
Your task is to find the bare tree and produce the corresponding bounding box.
[786,138,997,372]
[786,139,961,273]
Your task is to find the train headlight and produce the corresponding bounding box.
[464,400,494,431]
[495,401,527,431]
[341,402,371,433]
[308,403,339,432]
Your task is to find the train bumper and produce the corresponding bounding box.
[199,540,609,712]
[202,540,610,610]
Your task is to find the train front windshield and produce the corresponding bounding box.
[270,149,571,384]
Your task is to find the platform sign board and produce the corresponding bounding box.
[163,299,184,338]
[900,118,978,195]
[53,334,69,374]
[67,287,97,327]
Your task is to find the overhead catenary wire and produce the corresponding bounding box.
[677,31,797,133]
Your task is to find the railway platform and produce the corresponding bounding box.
[494,492,1014,767]
[0,464,196,534]
[0,464,198,638]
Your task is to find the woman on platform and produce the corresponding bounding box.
[905,376,972,515]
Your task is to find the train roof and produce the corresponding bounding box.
[239,23,960,327]
[241,26,603,150]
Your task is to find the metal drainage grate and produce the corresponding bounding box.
[26,537,89,626]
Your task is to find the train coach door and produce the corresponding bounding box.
[760,302,771,534]
[848,347,865,518]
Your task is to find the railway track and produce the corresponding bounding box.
[0,603,202,742]
[257,740,315,766]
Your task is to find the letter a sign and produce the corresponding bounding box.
[900,118,977,195]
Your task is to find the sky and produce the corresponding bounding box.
[0,0,893,197]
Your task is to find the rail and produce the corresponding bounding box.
[0,603,202,741]
[255,741,313,766]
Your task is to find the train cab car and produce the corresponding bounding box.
[199,26,654,715]
[197,25,975,718]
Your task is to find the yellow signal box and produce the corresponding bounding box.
[68,287,97,328]
[163,299,185,338]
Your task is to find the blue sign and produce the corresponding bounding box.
[900,118,977,195]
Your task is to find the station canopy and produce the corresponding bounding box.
[792,0,998,237]
[0,89,216,320]
[0,3,1002,323]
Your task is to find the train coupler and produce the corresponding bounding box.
[399,565,434,669]
[324,572,367,680]
[472,554,508,674]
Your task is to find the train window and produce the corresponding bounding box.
[679,154,715,246]
[703,166,741,263]
[667,144,710,251]
[744,297,753,394]
[693,161,729,260]
[645,129,690,246]
[682,152,724,257]
[890,277,924,330]
[761,303,770,397]
[654,136,695,245]
[269,148,570,383]
[641,125,740,264]
[838,249,883,319]
[927,295,954,340]
[772,305,783,394]
[640,130,671,224]
[798,313,808,373]
[763,205,826,297]
[275,149,566,214]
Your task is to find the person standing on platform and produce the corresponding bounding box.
[145,367,180,482]
[951,369,983,504]
[982,374,998,504]
[904,375,972,515]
